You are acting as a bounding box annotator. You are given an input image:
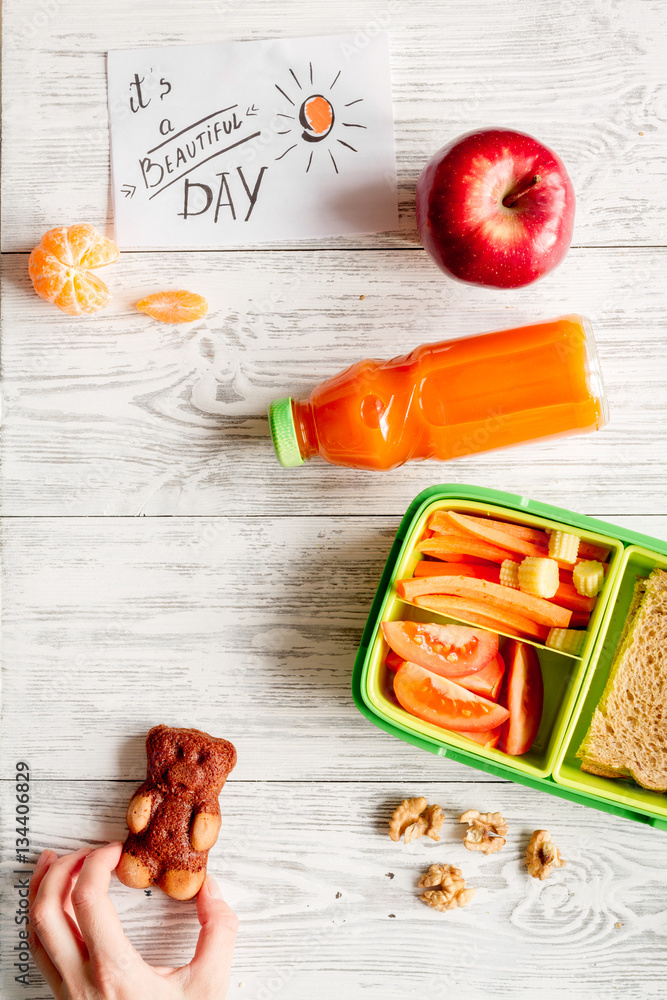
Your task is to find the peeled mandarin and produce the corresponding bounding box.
[28,224,120,316]
[136,290,208,325]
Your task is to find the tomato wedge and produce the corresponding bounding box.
[381,621,498,678]
[456,653,505,700]
[459,727,501,748]
[384,650,406,673]
[498,640,544,756]
[393,661,510,732]
[386,648,504,700]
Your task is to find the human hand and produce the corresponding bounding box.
[28,842,238,999]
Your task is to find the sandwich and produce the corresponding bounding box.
[577,567,667,792]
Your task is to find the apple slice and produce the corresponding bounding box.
[393,661,510,733]
[498,640,544,755]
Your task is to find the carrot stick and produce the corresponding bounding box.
[413,563,589,612]
[418,535,517,564]
[424,516,462,535]
[429,510,548,546]
[414,562,500,582]
[428,510,610,564]
[578,540,611,561]
[426,553,499,566]
[569,610,591,628]
[401,574,571,627]
[412,596,522,635]
[552,581,596,614]
[443,511,550,558]
[413,595,550,641]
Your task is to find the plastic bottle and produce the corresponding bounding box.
[268,315,608,471]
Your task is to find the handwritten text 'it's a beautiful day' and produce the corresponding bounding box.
[130,73,267,223]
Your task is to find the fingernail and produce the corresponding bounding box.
[206,875,224,899]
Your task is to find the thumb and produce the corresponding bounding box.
[188,876,238,991]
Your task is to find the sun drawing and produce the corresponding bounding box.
[274,62,365,173]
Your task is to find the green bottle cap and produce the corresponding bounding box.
[268,397,305,468]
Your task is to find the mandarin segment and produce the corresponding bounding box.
[51,277,82,316]
[75,227,121,269]
[29,247,67,300]
[136,290,208,325]
[40,226,76,266]
[28,224,119,316]
[71,271,111,314]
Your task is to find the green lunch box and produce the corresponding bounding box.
[351,484,667,830]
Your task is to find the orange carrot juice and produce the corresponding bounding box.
[268,315,608,471]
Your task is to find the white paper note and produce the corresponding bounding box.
[106,33,398,248]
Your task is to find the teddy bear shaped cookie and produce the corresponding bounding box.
[116,724,237,900]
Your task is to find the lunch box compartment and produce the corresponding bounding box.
[365,596,581,779]
[553,545,667,827]
[386,496,622,659]
[352,485,667,828]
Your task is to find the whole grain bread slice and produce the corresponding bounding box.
[577,568,667,792]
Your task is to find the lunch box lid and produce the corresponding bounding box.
[351,484,667,831]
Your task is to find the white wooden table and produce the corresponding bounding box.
[2,2,667,997]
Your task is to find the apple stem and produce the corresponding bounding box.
[502,175,542,208]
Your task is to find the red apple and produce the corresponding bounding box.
[416,127,575,288]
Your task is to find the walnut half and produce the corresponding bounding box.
[388,797,444,844]
[418,863,475,912]
[526,829,565,880]
[459,810,507,854]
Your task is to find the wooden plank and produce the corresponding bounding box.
[2,778,666,1000]
[2,0,666,250]
[2,514,666,781]
[0,513,472,781]
[2,247,666,516]
[3,2,667,996]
